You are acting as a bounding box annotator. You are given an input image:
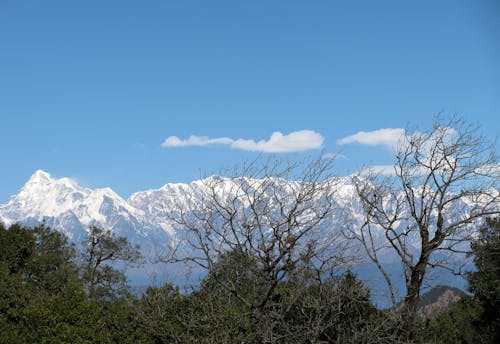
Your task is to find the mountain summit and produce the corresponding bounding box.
[28,169,53,183]
[0,170,155,242]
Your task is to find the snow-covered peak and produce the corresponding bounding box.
[22,170,85,194]
[0,170,146,231]
[26,169,54,184]
[1,171,88,219]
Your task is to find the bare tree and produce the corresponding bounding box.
[160,156,358,342]
[348,116,499,333]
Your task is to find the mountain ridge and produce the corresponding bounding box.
[0,169,489,247]
[1,169,489,307]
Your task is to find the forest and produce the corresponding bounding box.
[0,218,498,343]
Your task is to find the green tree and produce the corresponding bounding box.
[0,223,35,275]
[26,224,79,294]
[138,283,195,343]
[273,270,380,343]
[0,223,104,344]
[142,248,383,343]
[0,224,35,342]
[80,226,145,343]
[194,250,258,342]
[468,217,500,342]
[81,226,141,301]
[419,296,482,344]
[17,284,104,344]
[419,217,500,344]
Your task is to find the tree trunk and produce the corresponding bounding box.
[402,252,429,336]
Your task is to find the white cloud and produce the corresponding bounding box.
[337,128,405,147]
[231,131,324,153]
[162,135,233,147]
[161,130,324,153]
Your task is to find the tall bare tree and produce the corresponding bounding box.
[161,156,357,342]
[348,116,499,333]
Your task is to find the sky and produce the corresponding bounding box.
[1,0,499,203]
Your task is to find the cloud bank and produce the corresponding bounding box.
[337,128,405,147]
[162,130,324,153]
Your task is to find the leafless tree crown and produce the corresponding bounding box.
[350,115,499,330]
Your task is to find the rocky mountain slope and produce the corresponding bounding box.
[417,285,465,319]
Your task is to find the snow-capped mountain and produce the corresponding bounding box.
[0,171,357,252]
[2,169,494,306]
[0,170,495,259]
[0,170,171,244]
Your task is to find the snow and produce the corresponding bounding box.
[0,169,495,259]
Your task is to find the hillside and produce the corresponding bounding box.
[417,285,466,319]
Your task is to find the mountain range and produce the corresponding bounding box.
[0,169,490,256]
[0,169,491,304]
[1,170,356,250]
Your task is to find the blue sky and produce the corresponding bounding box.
[1,0,499,202]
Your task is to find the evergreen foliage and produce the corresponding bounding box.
[81,226,141,301]
[419,217,500,343]
[0,223,103,343]
[468,216,500,339]
[0,217,498,343]
[0,223,141,343]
